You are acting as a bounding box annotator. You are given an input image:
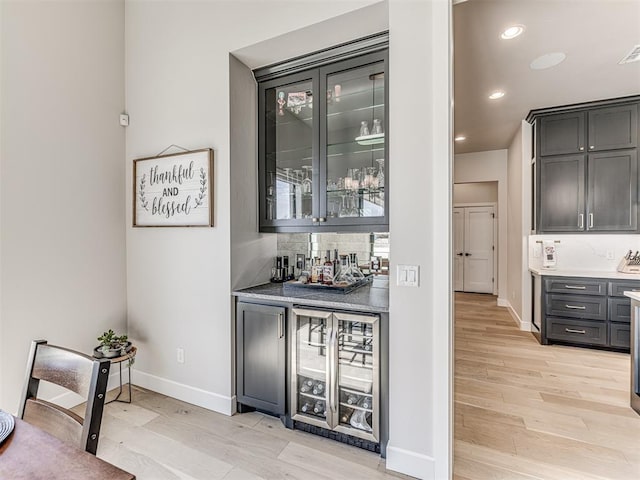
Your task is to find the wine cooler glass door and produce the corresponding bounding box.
[291,308,332,429]
[333,311,379,442]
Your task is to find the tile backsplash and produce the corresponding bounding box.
[529,234,640,271]
[277,232,389,271]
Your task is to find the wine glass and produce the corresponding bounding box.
[375,158,385,188]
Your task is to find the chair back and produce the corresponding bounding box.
[18,340,111,455]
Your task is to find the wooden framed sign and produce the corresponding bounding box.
[133,148,214,227]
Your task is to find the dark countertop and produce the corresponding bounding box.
[232,276,389,313]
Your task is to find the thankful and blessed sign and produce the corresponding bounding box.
[133,149,213,227]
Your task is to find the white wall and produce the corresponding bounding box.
[387,1,451,478]
[126,1,452,478]
[124,0,385,416]
[453,181,497,204]
[454,150,508,303]
[0,0,126,411]
[506,128,524,322]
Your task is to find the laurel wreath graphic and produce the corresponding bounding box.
[194,168,207,208]
[139,174,149,211]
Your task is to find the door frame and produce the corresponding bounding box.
[453,202,498,296]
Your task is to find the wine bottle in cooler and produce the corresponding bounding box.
[312,381,325,395]
[313,400,325,415]
[300,401,313,413]
[346,393,359,405]
[360,396,372,410]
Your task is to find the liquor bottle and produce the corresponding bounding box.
[333,249,340,277]
[311,258,319,283]
[323,250,334,284]
[346,394,359,405]
[300,401,313,413]
[318,257,325,284]
[313,400,325,414]
[312,382,325,395]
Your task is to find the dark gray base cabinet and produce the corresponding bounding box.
[236,302,286,415]
[540,276,640,351]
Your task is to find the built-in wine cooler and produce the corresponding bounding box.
[291,308,379,448]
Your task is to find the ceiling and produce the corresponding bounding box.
[453,0,640,154]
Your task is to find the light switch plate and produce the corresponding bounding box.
[397,264,419,287]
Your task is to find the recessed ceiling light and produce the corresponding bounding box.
[530,52,566,70]
[501,25,525,40]
[488,91,505,100]
[455,135,466,142]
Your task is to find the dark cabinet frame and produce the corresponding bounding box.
[256,39,389,233]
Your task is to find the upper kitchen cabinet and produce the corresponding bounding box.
[538,103,638,156]
[539,111,586,156]
[529,96,640,234]
[256,34,388,233]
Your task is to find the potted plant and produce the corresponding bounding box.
[94,329,132,359]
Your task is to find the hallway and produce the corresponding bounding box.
[454,293,640,480]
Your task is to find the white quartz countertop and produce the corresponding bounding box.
[529,266,640,281]
[626,292,640,301]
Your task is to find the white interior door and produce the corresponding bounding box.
[463,206,494,293]
[453,208,465,291]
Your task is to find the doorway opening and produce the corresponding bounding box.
[453,181,498,295]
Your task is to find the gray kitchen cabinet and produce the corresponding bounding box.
[539,111,586,156]
[587,150,638,231]
[539,276,640,351]
[236,302,286,415]
[588,104,638,152]
[538,155,585,232]
[256,34,388,233]
[530,97,640,234]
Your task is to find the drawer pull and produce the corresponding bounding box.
[565,328,586,334]
[565,304,586,310]
[564,285,586,290]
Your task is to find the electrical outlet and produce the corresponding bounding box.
[606,250,615,260]
[176,347,185,364]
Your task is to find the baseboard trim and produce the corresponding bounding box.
[133,370,234,416]
[502,300,532,332]
[385,444,435,480]
[497,297,509,307]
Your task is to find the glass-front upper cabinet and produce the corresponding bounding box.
[258,47,388,233]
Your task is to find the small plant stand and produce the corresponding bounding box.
[105,346,137,404]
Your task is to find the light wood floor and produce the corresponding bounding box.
[95,293,640,479]
[454,292,640,480]
[95,387,409,480]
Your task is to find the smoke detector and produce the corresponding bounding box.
[619,45,640,65]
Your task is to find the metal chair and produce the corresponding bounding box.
[18,340,111,455]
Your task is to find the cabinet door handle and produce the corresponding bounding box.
[329,328,338,415]
[579,146,584,151]
[312,217,319,223]
[589,145,595,150]
[578,214,584,229]
[465,253,472,256]
[565,328,586,334]
[565,285,586,290]
[588,213,594,229]
[565,304,587,310]
[319,217,326,223]
[456,253,464,256]
[277,313,284,339]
